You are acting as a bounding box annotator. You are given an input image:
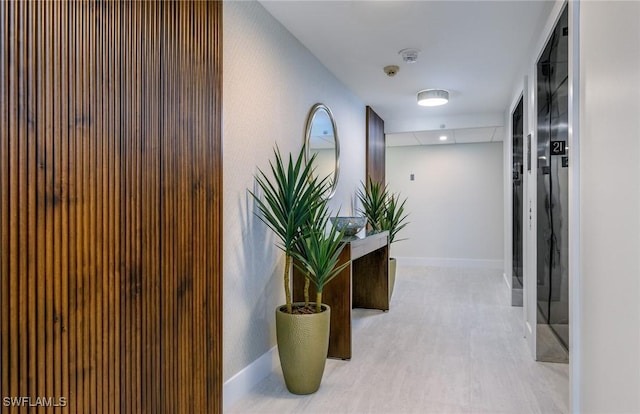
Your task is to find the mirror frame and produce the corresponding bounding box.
[304,103,340,200]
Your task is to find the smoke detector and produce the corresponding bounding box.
[383,65,400,77]
[399,48,421,64]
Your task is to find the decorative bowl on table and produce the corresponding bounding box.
[330,216,367,237]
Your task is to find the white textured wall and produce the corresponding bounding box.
[223,1,365,381]
[386,143,504,263]
[579,1,640,411]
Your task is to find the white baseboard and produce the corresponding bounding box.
[223,346,279,411]
[395,257,504,269]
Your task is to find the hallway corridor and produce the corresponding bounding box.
[228,266,569,413]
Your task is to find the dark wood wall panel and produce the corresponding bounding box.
[0,1,223,413]
[366,106,385,185]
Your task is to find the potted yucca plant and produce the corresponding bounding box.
[380,192,409,299]
[251,146,349,394]
[357,177,409,300]
[356,176,387,232]
[285,203,349,393]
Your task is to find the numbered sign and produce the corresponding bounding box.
[551,140,566,155]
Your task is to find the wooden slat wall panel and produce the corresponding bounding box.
[0,1,223,413]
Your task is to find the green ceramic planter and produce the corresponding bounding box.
[276,302,330,395]
[389,257,397,301]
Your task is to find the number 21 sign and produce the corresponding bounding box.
[551,140,566,155]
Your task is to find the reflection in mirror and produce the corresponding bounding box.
[305,103,339,199]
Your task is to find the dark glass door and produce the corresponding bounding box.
[512,97,524,306]
[536,5,569,362]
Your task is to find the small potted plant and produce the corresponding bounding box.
[357,177,409,299]
[356,176,387,232]
[251,146,349,394]
[380,192,409,299]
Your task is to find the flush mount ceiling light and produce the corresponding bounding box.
[417,89,449,107]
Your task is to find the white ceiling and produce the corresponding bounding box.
[387,125,505,147]
[259,0,554,146]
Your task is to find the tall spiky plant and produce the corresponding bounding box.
[380,192,409,244]
[250,146,329,314]
[294,191,330,308]
[291,204,350,313]
[356,177,388,232]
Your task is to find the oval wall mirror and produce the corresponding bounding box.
[305,103,340,200]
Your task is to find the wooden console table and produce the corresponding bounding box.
[293,231,389,360]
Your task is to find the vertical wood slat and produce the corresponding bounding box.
[2,0,9,402]
[123,1,131,410]
[104,1,116,410]
[178,2,191,410]
[67,1,77,411]
[26,3,37,410]
[0,0,8,405]
[209,3,224,411]
[161,2,174,411]
[59,0,70,385]
[0,0,8,407]
[71,2,86,414]
[80,2,90,412]
[89,1,98,411]
[97,3,111,413]
[17,3,27,413]
[0,2,222,413]
[8,0,20,406]
[109,1,121,412]
[33,3,46,413]
[132,2,142,412]
[93,2,104,412]
[138,2,162,412]
[112,1,121,411]
[1,0,9,403]
[193,3,206,412]
[72,3,82,410]
[40,5,55,412]
[119,1,129,411]
[139,3,147,410]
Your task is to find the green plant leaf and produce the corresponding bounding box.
[380,192,410,244]
[249,146,331,312]
[356,177,388,232]
[291,216,350,297]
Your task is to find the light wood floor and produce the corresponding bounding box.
[227,266,569,414]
